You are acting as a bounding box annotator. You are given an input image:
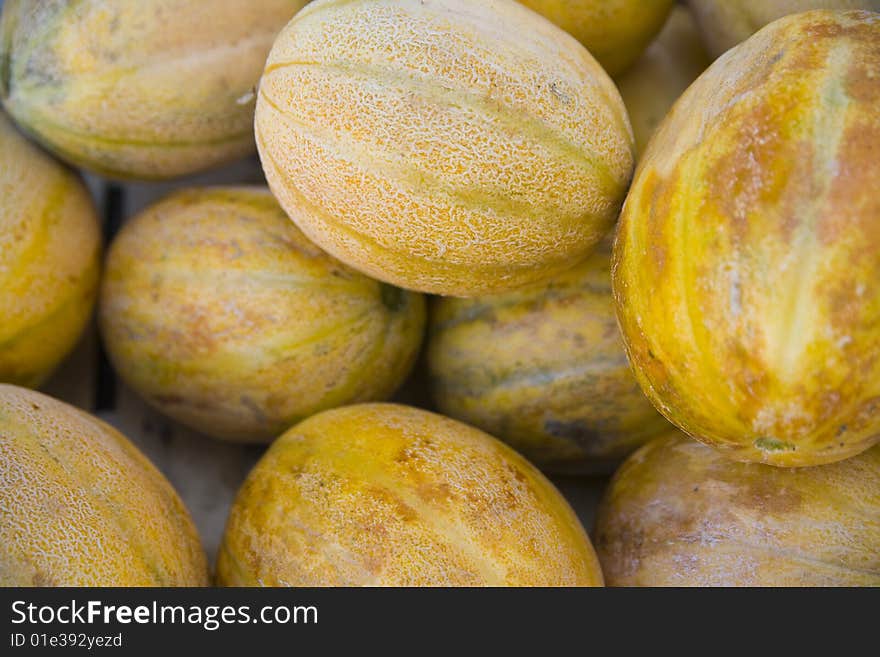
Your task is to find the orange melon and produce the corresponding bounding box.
[256,0,634,296]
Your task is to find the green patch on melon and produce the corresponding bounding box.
[754,437,796,453]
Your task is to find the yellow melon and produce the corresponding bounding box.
[100,187,426,443]
[0,111,100,388]
[428,242,669,473]
[256,0,634,296]
[595,431,880,586]
[0,384,208,586]
[686,0,880,58]
[517,0,676,77]
[0,0,308,179]
[613,10,880,466]
[217,403,603,586]
[616,6,711,156]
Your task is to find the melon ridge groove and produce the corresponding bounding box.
[431,283,613,333]
[8,100,254,150]
[440,357,630,399]
[777,43,852,383]
[262,58,623,196]
[257,86,593,224]
[257,131,579,279]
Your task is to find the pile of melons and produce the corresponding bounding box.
[1,0,878,587]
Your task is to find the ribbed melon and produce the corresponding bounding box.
[0,384,208,586]
[428,242,669,474]
[517,0,675,76]
[217,403,602,586]
[100,187,426,443]
[0,0,308,179]
[595,431,880,586]
[613,10,880,466]
[256,0,634,296]
[0,111,100,388]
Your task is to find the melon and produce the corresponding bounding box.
[686,0,880,58]
[427,242,669,474]
[613,10,880,466]
[0,0,308,179]
[0,384,208,586]
[100,187,425,443]
[217,403,602,586]
[616,6,711,156]
[0,111,100,388]
[256,0,634,296]
[595,431,880,586]
[517,0,675,77]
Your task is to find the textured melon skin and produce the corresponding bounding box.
[616,6,711,157]
[0,112,100,388]
[0,0,308,180]
[517,0,675,77]
[613,10,880,467]
[256,0,634,297]
[427,242,669,474]
[686,0,880,58]
[0,384,209,586]
[100,187,426,443]
[217,403,603,586]
[595,432,880,586]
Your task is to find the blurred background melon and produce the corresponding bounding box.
[517,0,675,76]
[595,431,880,586]
[0,0,308,179]
[616,6,711,156]
[100,187,426,443]
[686,0,880,58]
[428,241,670,474]
[0,111,100,388]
